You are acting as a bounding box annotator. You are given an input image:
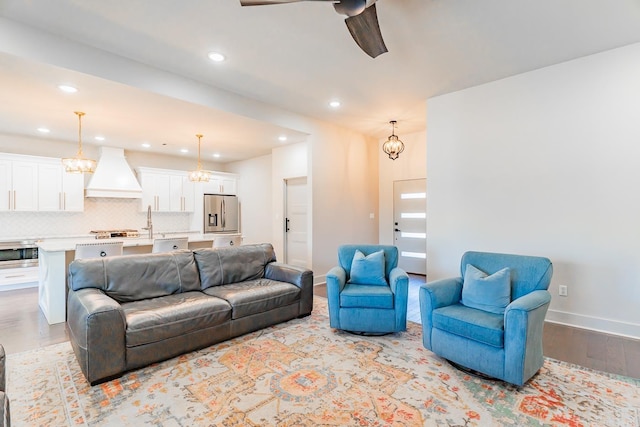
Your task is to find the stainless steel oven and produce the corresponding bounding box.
[0,241,39,269]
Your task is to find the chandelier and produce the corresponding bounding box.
[62,111,97,173]
[382,120,405,160]
[189,134,211,182]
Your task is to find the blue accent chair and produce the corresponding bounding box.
[326,245,409,334]
[419,251,553,386]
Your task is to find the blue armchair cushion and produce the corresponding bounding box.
[348,249,387,286]
[340,284,394,309]
[461,264,511,314]
[432,304,505,347]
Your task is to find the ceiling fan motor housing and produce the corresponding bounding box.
[334,0,377,17]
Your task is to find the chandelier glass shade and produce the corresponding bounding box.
[189,134,211,182]
[382,120,405,160]
[62,111,97,173]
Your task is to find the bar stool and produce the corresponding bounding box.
[212,235,242,248]
[152,237,189,253]
[74,241,124,260]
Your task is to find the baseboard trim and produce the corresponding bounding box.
[546,309,640,340]
[313,274,326,285]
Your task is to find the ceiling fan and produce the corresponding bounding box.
[239,0,388,58]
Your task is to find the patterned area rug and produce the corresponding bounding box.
[7,298,640,426]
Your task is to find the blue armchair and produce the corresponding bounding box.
[419,251,553,386]
[326,245,409,334]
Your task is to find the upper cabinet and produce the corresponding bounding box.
[37,162,84,212]
[137,167,194,212]
[203,173,237,195]
[0,153,79,212]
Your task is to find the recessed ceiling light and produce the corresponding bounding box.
[208,52,225,62]
[278,135,287,142]
[94,136,105,141]
[141,143,151,148]
[329,100,341,108]
[57,84,78,93]
[212,153,221,158]
[37,127,50,133]
[180,148,189,153]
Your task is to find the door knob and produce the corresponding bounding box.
[394,228,401,232]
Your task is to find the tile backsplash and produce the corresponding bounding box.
[0,198,193,239]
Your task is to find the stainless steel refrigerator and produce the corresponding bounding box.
[203,194,239,233]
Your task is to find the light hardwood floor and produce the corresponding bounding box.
[1,281,638,379]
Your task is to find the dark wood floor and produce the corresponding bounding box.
[1,280,639,379]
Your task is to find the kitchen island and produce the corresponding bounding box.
[36,233,239,324]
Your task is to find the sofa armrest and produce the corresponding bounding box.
[265,262,314,315]
[67,288,127,384]
[504,290,552,386]
[419,277,463,350]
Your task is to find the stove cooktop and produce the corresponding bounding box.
[90,229,140,239]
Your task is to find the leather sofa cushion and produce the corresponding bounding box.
[123,291,231,347]
[69,250,201,302]
[432,304,505,348]
[340,284,394,309]
[194,243,277,289]
[203,279,300,319]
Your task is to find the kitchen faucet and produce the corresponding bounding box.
[142,204,153,239]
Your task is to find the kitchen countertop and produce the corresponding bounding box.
[36,232,241,252]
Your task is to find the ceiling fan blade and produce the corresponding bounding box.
[344,4,388,58]
[240,0,332,5]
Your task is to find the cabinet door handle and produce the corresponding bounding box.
[13,190,16,210]
[7,190,10,210]
[5,274,26,279]
[64,192,67,210]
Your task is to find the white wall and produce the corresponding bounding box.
[426,42,640,338]
[310,125,379,281]
[378,129,427,245]
[226,154,272,245]
[271,142,309,262]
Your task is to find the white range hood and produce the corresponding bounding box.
[85,147,142,198]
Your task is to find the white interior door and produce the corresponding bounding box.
[393,179,427,275]
[284,177,308,268]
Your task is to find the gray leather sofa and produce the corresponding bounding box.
[0,344,9,427]
[67,243,313,385]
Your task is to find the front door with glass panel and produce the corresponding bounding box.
[393,179,426,275]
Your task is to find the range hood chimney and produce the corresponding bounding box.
[85,147,142,198]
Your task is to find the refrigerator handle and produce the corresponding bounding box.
[221,200,226,228]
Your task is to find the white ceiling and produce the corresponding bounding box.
[1,0,640,162]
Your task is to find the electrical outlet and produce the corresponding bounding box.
[558,285,568,297]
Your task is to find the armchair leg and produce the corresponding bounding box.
[342,330,392,337]
[446,359,501,383]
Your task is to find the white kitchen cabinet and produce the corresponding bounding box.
[0,266,39,290]
[0,157,38,212]
[204,174,237,195]
[38,163,84,212]
[62,172,85,211]
[139,170,171,212]
[0,159,10,211]
[138,167,193,212]
[169,174,194,212]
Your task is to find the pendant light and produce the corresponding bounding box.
[189,134,211,182]
[62,111,97,173]
[382,120,405,160]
